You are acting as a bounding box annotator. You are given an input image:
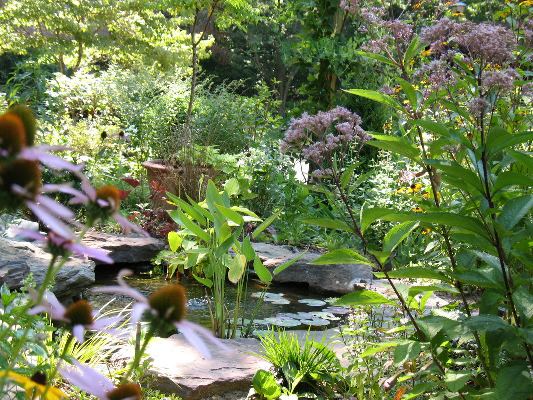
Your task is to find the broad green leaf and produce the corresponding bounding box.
[489,131,533,155]
[513,286,533,322]
[301,217,353,233]
[242,236,255,261]
[206,180,225,213]
[412,119,450,137]
[508,150,533,171]
[492,171,533,193]
[445,372,472,392]
[360,206,391,233]
[375,267,450,282]
[166,192,206,225]
[402,382,438,400]
[453,267,504,290]
[425,159,484,194]
[167,231,182,252]
[171,209,211,242]
[193,274,213,288]
[354,50,397,67]
[273,253,306,276]
[394,340,421,365]
[311,248,372,266]
[465,315,511,332]
[215,203,244,225]
[336,289,395,306]
[383,221,419,254]
[224,178,240,196]
[344,89,403,111]
[497,194,533,230]
[228,254,246,284]
[340,164,358,188]
[403,35,423,67]
[495,363,533,400]
[252,370,281,400]
[361,341,399,358]
[368,133,421,162]
[254,255,272,284]
[408,284,459,296]
[398,78,417,108]
[252,211,280,239]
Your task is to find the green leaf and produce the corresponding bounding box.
[488,130,533,155]
[193,274,213,288]
[495,362,533,400]
[224,178,240,196]
[394,340,421,365]
[171,209,211,242]
[340,164,358,188]
[361,341,399,358]
[253,255,272,284]
[344,89,403,111]
[301,217,353,232]
[252,370,281,400]
[272,253,306,276]
[513,286,533,323]
[465,315,511,332]
[493,171,533,194]
[215,203,244,225]
[403,35,423,67]
[508,150,533,171]
[354,50,397,67]
[398,78,417,108]
[241,236,255,261]
[445,372,472,392]
[425,159,484,194]
[311,248,372,266]
[252,211,280,239]
[166,192,206,225]
[336,289,395,306]
[497,194,533,230]
[228,254,246,284]
[167,231,182,252]
[408,284,459,296]
[360,206,391,233]
[383,221,419,254]
[412,119,450,137]
[368,133,421,162]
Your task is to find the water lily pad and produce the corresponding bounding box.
[299,318,330,326]
[265,317,301,327]
[269,299,291,305]
[276,313,301,319]
[298,299,327,307]
[252,292,285,299]
[323,306,351,315]
[295,312,315,319]
[311,312,340,321]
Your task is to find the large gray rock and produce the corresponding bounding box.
[114,334,270,400]
[81,231,165,265]
[251,242,374,294]
[0,238,95,298]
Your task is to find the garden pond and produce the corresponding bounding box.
[84,268,351,332]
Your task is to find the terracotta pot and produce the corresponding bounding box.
[142,159,216,208]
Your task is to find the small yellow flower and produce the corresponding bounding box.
[0,371,66,400]
[412,206,424,212]
[408,183,423,193]
[421,227,432,235]
[421,49,432,57]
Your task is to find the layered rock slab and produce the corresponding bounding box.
[0,238,95,298]
[251,242,374,294]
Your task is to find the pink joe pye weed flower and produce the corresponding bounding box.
[94,269,229,358]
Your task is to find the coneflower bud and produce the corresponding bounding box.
[7,104,37,146]
[64,300,94,326]
[106,383,142,400]
[0,113,26,157]
[96,185,121,212]
[148,285,187,323]
[30,371,47,386]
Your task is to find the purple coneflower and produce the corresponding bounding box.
[70,180,148,237]
[29,291,121,343]
[17,229,113,264]
[94,270,228,358]
[59,360,141,400]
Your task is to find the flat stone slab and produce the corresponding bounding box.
[251,242,374,294]
[0,238,95,298]
[81,231,165,265]
[113,334,270,400]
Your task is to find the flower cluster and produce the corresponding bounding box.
[482,69,519,93]
[362,19,414,55]
[280,107,368,176]
[414,56,457,91]
[421,19,516,65]
[339,0,359,15]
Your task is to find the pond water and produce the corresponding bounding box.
[84,267,351,331]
